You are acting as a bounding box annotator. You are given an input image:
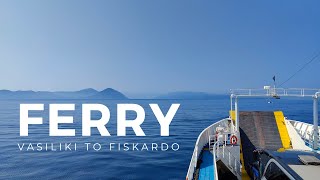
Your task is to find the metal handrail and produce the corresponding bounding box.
[214,141,241,179]
[186,119,229,180]
[289,119,320,149]
[210,131,241,180]
[231,87,320,150]
[211,138,219,180]
[231,88,320,97]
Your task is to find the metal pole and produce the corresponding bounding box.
[217,141,219,159]
[213,142,218,180]
[230,95,235,133]
[230,95,233,112]
[313,96,319,150]
[235,97,239,133]
[223,144,225,158]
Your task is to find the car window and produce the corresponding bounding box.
[264,162,290,180]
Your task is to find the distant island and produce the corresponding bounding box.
[155,92,226,100]
[90,88,128,99]
[0,88,226,100]
[0,88,128,100]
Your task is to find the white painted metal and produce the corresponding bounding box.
[214,141,241,179]
[285,119,311,151]
[289,119,320,150]
[209,134,219,180]
[212,141,219,180]
[235,97,239,132]
[230,95,233,112]
[231,88,320,97]
[313,94,319,150]
[230,96,234,134]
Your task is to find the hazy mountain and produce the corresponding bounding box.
[0,88,127,99]
[155,91,225,99]
[90,88,128,99]
[0,90,60,99]
[77,88,98,94]
[53,88,99,98]
[0,89,224,100]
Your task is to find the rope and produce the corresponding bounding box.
[279,51,320,87]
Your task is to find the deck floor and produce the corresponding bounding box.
[199,150,214,180]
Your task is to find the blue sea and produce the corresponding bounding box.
[0,96,317,179]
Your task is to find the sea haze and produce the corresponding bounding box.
[0,97,317,179]
[0,88,128,100]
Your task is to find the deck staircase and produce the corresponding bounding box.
[209,134,241,179]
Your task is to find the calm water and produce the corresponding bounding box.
[0,97,317,179]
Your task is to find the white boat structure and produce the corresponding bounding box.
[186,87,320,180]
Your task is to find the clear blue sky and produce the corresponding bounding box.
[0,0,319,94]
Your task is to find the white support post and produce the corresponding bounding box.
[217,141,219,159]
[313,96,319,150]
[213,142,218,180]
[223,144,225,158]
[230,95,233,112]
[235,97,239,133]
[209,135,211,151]
[231,95,234,134]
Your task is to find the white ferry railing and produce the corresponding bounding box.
[212,141,219,180]
[186,118,229,180]
[231,88,320,150]
[216,143,241,179]
[289,119,320,149]
[231,88,320,97]
[212,134,241,179]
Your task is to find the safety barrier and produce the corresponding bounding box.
[211,133,241,180]
[186,118,229,180]
[289,119,320,149]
